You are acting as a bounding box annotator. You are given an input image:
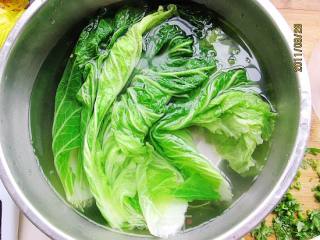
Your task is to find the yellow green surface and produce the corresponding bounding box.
[0,0,28,47]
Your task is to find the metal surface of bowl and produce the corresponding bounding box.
[0,0,311,239]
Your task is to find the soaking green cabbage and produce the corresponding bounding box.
[52,3,276,238]
[52,14,114,209]
[151,69,276,176]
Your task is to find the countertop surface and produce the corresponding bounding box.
[18,1,320,240]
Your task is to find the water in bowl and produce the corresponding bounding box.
[29,1,273,234]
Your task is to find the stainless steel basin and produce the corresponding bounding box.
[0,0,311,239]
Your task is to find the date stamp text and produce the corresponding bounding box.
[293,24,303,72]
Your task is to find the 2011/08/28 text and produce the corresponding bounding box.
[293,24,302,72]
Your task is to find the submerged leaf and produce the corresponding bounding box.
[51,4,277,238]
[81,5,177,230]
[52,17,114,209]
[136,148,187,238]
[112,23,216,155]
[194,91,276,174]
[151,128,232,201]
[152,69,275,176]
[97,20,214,235]
[150,70,252,200]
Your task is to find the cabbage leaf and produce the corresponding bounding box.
[193,90,276,174]
[94,21,216,235]
[52,4,276,237]
[52,16,114,209]
[52,7,146,209]
[152,69,275,177]
[109,22,215,236]
[150,69,254,200]
[136,147,187,238]
[80,5,177,230]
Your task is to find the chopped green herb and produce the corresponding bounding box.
[301,158,310,170]
[306,147,320,156]
[251,221,273,240]
[290,181,302,191]
[251,147,320,240]
[272,193,320,240]
[305,158,320,177]
[272,217,292,240]
[252,192,320,239]
[273,193,301,217]
[290,170,302,191]
[312,185,320,202]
